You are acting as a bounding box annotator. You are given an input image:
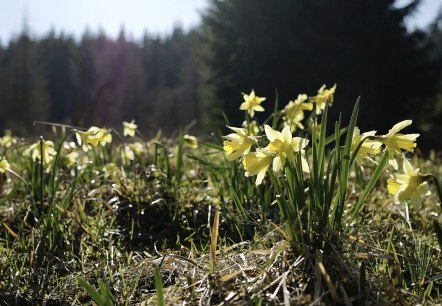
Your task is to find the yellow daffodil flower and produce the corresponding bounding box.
[26,140,57,170]
[123,120,137,137]
[387,158,431,210]
[223,126,257,160]
[243,148,273,186]
[265,125,309,173]
[75,131,91,151]
[0,130,17,148]
[95,128,112,146]
[76,127,103,149]
[283,94,314,131]
[376,120,419,170]
[312,84,336,115]
[239,89,266,117]
[76,127,112,151]
[61,142,79,167]
[351,127,382,166]
[183,135,198,149]
[0,158,11,173]
[65,151,79,167]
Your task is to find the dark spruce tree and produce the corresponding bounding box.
[0,31,51,134]
[419,14,442,148]
[201,0,439,133]
[37,31,79,123]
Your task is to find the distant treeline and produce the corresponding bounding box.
[0,28,203,136]
[1,0,442,147]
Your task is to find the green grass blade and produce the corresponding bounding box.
[98,279,115,305]
[334,99,359,230]
[154,265,165,306]
[77,277,106,306]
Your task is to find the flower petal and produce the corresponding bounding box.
[402,159,417,176]
[273,155,283,173]
[389,158,399,170]
[265,125,283,142]
[387,120,412,136]
[387,178,401,195]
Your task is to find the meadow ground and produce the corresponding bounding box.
[0,92,441,305]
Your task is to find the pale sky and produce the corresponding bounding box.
[0,0,441,44]
[0,0,209,44]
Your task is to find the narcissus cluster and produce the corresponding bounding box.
[223,85,432,212]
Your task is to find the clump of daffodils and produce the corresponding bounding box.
[223,85,432,213]
[223,85,335,186]
[227,124,309,186]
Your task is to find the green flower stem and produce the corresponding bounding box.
[39,137,45,208]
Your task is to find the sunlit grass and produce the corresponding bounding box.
[0,87,441,305]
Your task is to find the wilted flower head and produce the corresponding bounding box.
[123,120,137,137]
[223,126,257,160]
[312,84,336,115]
[240,89,266,117]
[376,120,419,169]
[243,148,273,186]
[351,127,382,166]
[183,135,198,149]
[0,158,11,173]
[265,125,309,173]
[283,94,313,131]
[387,158,431,211]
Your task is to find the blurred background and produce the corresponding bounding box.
[0,0,441,148]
